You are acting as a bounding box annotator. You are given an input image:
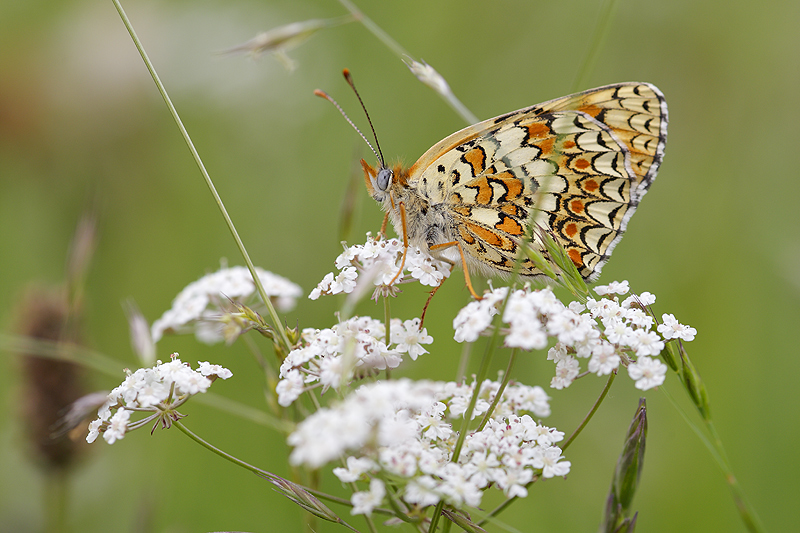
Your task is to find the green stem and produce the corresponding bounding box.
[337,0,407,57]
[384,295,392,346]
[455,341,472,382]
[705,420,764,533]
[174,419,270,476]
[175,420,376,528]
[476,348,517,432]
[562,370,616,451]
[111,0,291,352]
[44,469,68,533]
[659,387,765,533]
[451,328,501,462]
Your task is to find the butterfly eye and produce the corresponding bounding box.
[376,168,393,191]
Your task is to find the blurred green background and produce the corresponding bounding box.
[1,0,798,531]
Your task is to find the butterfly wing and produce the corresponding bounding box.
[408,83,668,281]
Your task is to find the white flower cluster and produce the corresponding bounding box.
[309,234,451,300]
[151,265,302,343]
[287,378,565,515]
[86,354,232,444]
[277,316,433,406]
[453,281,696,391]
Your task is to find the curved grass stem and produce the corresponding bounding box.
[111,0,291,353]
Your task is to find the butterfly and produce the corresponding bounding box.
[322,75,667,298]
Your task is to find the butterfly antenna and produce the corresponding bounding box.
[314,88,383,166]
[342,69,386,168]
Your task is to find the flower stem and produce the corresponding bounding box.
[562,370,616,451]
[383,295,391,347]
[659,387,765,532]
[174,419,266,475]
[111,0,291,352]
[476,348,517,432]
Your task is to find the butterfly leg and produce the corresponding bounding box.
[419,263,454,329]
[379,212,390,239]
[429,241,482,300]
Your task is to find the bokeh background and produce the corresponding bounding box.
[1,0,798,531]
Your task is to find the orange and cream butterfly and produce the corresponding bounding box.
[318,71,667,298]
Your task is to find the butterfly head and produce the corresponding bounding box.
[361,159,391,201]
[361,160,409,203]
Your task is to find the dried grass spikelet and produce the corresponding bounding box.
[17,286,87,472]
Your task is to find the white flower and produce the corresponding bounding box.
[333,456,377,483]
[173,369,212,396]
[658,313,697,341]
[527,288,564,315]
[86,419,102,443]
[638,292,656,306]
[546,308,592,345]
[505,317,547,350]
[407,250,448,287]
[523,423,564,447]
[86,355,231,444]
[335,244,360,269]
[277,315,434,405]
[351,478,386,515]
[309,272,333,300]
[463,451,501,488]
[103,409,130,444]
[288,380,436,468]
[330,267,358,294]
[453,299,496,343]
[404,476,441,507]
[276,369,304,407]
[628,356,667,390]
[502,290,537,323]
[588,342,621,375]
[550,357,580,390]
[587,297,624,322]
[494,467,533,498]
[416,402,452,440]
[438,463,483,508]
[604,317,634,345]
[531,446,571,478]
[629,329,665,356]
[197,361,233,379]
[152,265,301,342]
[135,375,170,407]
[318,355,346,389]
[594,280,630,295]
[378,411,420,448]
[624,307,655,329]
[287,378,566,510]
[547,343,569,363]
[623,291,656,307]
[292,272,703,509]
[504,385,551,418]
[313,234,449,299]
[391,318,433,360]
[280,346,319,377]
